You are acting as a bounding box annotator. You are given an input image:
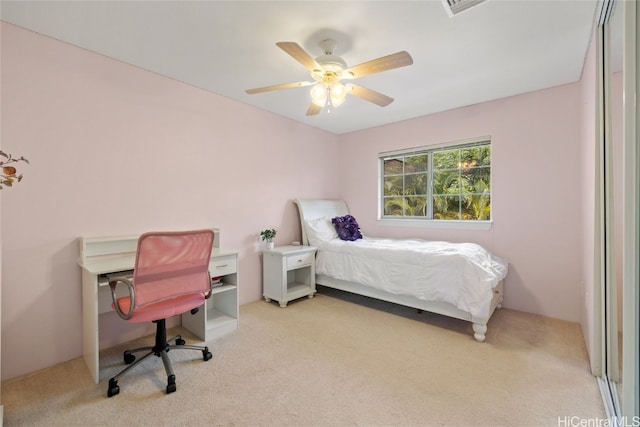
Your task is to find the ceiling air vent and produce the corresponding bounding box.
[442,0,487,16]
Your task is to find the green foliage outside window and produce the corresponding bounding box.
[382,143,491,221]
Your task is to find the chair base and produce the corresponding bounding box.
[107,319,212,397]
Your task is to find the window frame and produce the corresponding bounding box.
[378,136,493,230]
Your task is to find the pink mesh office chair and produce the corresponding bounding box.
[106,229,215,397]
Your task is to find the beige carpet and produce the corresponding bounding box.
[2,287,605,426]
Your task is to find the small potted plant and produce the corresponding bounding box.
[260,228,277,250]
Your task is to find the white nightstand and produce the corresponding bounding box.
[262,245,317,307]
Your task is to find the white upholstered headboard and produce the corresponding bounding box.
[294,199,349,246]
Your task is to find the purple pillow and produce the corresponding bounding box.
[331,215,363,241]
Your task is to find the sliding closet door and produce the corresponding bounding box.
[621,0,639,419]
[596,0,620,416]
[604,0,621,398]
[598,0,639,419]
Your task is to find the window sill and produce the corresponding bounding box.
[377,218,492,231]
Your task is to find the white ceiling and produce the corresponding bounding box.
[1,0,599,135]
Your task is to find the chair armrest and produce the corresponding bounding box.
[109,277,135,320]
[204,270,213,300]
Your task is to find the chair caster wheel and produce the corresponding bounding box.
[175,337,186,346]
[107,379,120,397]
[166,375,176,394]
[123,351,135,364]
[203,347,212,361]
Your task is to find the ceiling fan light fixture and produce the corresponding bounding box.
[311,81,350,110]
[310,83,328,107]
[330,97,345,108]
[329,82,347,107]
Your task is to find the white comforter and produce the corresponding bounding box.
[315,237,508,321]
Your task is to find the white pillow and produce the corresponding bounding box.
[305,217,338,246]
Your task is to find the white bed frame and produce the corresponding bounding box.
[294,199,504,342]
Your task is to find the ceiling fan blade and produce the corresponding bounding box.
[276,42,322,72]
[306,102,323,116]
[348,84,394,107]
[344,51,413,79]
[246,81,314,94]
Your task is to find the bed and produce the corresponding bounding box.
[294,199,508,342]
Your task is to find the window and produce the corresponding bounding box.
[380,138,491,222]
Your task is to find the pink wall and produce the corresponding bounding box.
[338,83,584,322]
[1,21,598,381]
[0,23,339,380]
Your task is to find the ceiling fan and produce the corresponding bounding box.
[245,39,413,116]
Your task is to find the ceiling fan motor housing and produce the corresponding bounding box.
[313,39,348,82]
[316,39,347,69]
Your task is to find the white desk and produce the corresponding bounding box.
[79,231,239,383]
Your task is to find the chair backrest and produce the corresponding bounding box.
[132,229,214,308]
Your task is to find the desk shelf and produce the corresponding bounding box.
[182,277,239,342]
[211,283,236,294]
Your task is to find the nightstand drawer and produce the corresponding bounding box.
[286,252,314,269]
[210,255,237,276]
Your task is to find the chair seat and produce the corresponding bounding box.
[114,293,205,323]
